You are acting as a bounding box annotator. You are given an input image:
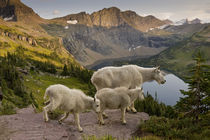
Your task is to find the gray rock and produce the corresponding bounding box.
[0,107,149,140]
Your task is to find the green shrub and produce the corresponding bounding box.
[0,99,16,115]
[139,116,210,139]
[135,93,178,118]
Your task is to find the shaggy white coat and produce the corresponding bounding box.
[43,84,100,132]
[96,87,144,125]
[91,65,165,112]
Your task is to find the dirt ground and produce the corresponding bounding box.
[0,107,149,140]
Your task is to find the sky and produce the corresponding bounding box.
[21,0,210,22]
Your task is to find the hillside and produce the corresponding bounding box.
[124,24,210,78]
[42,23,182,66]
[0,0,88,117]
[0,0,79,67]
[163,23,208,36]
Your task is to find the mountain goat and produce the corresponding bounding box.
[43,84,100,132]
[96,87,144,125]
[91,65,165,113]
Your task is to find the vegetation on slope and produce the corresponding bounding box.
[113,25,210,79]
[0,51,94,114]
[0,21,88,115]
[136,53,210,140]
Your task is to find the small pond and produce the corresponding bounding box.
[143,74,188,106]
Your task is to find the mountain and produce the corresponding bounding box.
[189,18,201,24]
[127,24,210,78]
[172,18,202,26]
[173,19,189,26]
[0,0,79,67]
[44,7,182,66]
[0,1,192,68]
[42,23,182,66]
[0,0,44,23]
[52,7,168,32]
[163,23,207,36]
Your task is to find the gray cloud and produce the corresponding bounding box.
[205,9,210,13]
[53,10,60,15]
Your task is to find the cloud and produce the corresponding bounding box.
[205,9,210,13]
[53,10,60,15]
[153,12,173,20]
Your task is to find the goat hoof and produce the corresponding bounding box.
[103,115,108,119]
[44,118,49,122]
[131,109,137,113]
[122,122,127,125]
[79,128,83,132]
[99,122,105,125]
[58,121,62,124]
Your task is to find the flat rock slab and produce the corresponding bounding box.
[0,107,149,140]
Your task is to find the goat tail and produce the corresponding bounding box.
[44,89,49,100]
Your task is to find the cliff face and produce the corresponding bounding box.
[54,7,167,32]
[91,7,124,27]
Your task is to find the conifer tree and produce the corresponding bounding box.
[61,64,68,76]
[176,51,210,122]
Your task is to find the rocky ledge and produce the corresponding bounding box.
[0,107,149,140]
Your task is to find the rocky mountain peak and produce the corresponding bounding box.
[56,7,167,32]
[91,7,123,27]
[0,0,42,22]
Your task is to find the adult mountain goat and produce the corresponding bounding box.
[43,84,100,132]
[96,87,144,125]
[91,65,166,112]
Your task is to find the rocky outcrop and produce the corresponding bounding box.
[0,107,149,140]
[56,7,168,32]
[0,29,37,46]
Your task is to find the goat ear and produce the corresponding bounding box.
[154,66,160,73]
[94,97,96,102]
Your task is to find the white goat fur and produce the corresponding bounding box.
[91,65,165,112]
[43,84,100,132]
[96,87,144,125]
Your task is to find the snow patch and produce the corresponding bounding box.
[67,20,78,24]
[149,28,154,31]
[136,46,142,49]
[158,24,170,29]
[64,26,69,29]
[128,46,142,52]
[3,15,14,21]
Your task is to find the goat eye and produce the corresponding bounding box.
[96,105,99,107]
